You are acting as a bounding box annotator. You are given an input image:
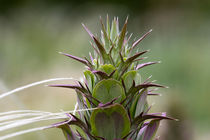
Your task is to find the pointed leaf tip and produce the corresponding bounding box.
[126,15,129,22]
[131,29,153,50]
[136,62,159,70]
[82,23,94,39]
[60,52,90,66]
[117,17,128,51]
[126,50,149,63]
[58,52,65,55]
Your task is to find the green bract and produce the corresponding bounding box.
[93,79,125,104]
[90,104,130,139]
[51,16,175,140]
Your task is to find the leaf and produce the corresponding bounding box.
[110,17,119,41]
[59,124,79,140]
[99,64,116,75]
[128,83,167,97]
[84,70,95,92]
[106,15,110,36]
[82,23,111,64]
[141,119,160,140]
[132,113,176,128]
[134,90,147,117]
[68,113,96,140]
[93,37,110,63]
[117,17,128,51]
[136,124,147,140]
[92,69,116,80]
[82,23,94,39]
[92,79,125,104]
[126,50,149,64]
[122,70,141,93]
[100,17,110,51]
[49,84,87,93]
[137,83,167,89]
[92,70,109,79]
[136,62,160,70]
[60,52,91,67]
[129,93,141,120]
[90,104,130,139]
[118,50,149,76]
[131,29,153,51]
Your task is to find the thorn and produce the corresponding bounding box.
[148,75,153,79]
[126,15,129,21]
[151,80,157,83]
[156,136,160,139]
[149,29,153,32]
[58,52,64,55]
[82,23,94,38]
[125,15,129,23]
[99,16,103,24]
[79,77,84,83]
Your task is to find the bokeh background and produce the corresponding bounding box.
[0,0,210,139]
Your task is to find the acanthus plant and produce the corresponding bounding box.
[0,16,176,140]
[49,17,176,140]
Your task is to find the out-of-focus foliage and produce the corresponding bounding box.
[1,0,210,14]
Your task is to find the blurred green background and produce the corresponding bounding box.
[0,0,210,139]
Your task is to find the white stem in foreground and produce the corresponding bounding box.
[0,110,52,116]
[0,125,50,140]
[0,78,74,100]
[0,78,81,139]
[0,106,97,140]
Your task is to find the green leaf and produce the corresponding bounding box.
[137,119,160,140]
[99,64,116,75]
[106,15,110,37]
[59,124,79,140]
[117,17,128,51]
[92,79,125,104]
[84,70,95,92]
[122,70,141,93]
[90,104,130,139]
[93,37,110,64]
[110,17,119,41]
[129,93,140,119]
[128,89,146,120]
[135,90,147,117]
[100,17,110,51]
[118,50,148,76]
